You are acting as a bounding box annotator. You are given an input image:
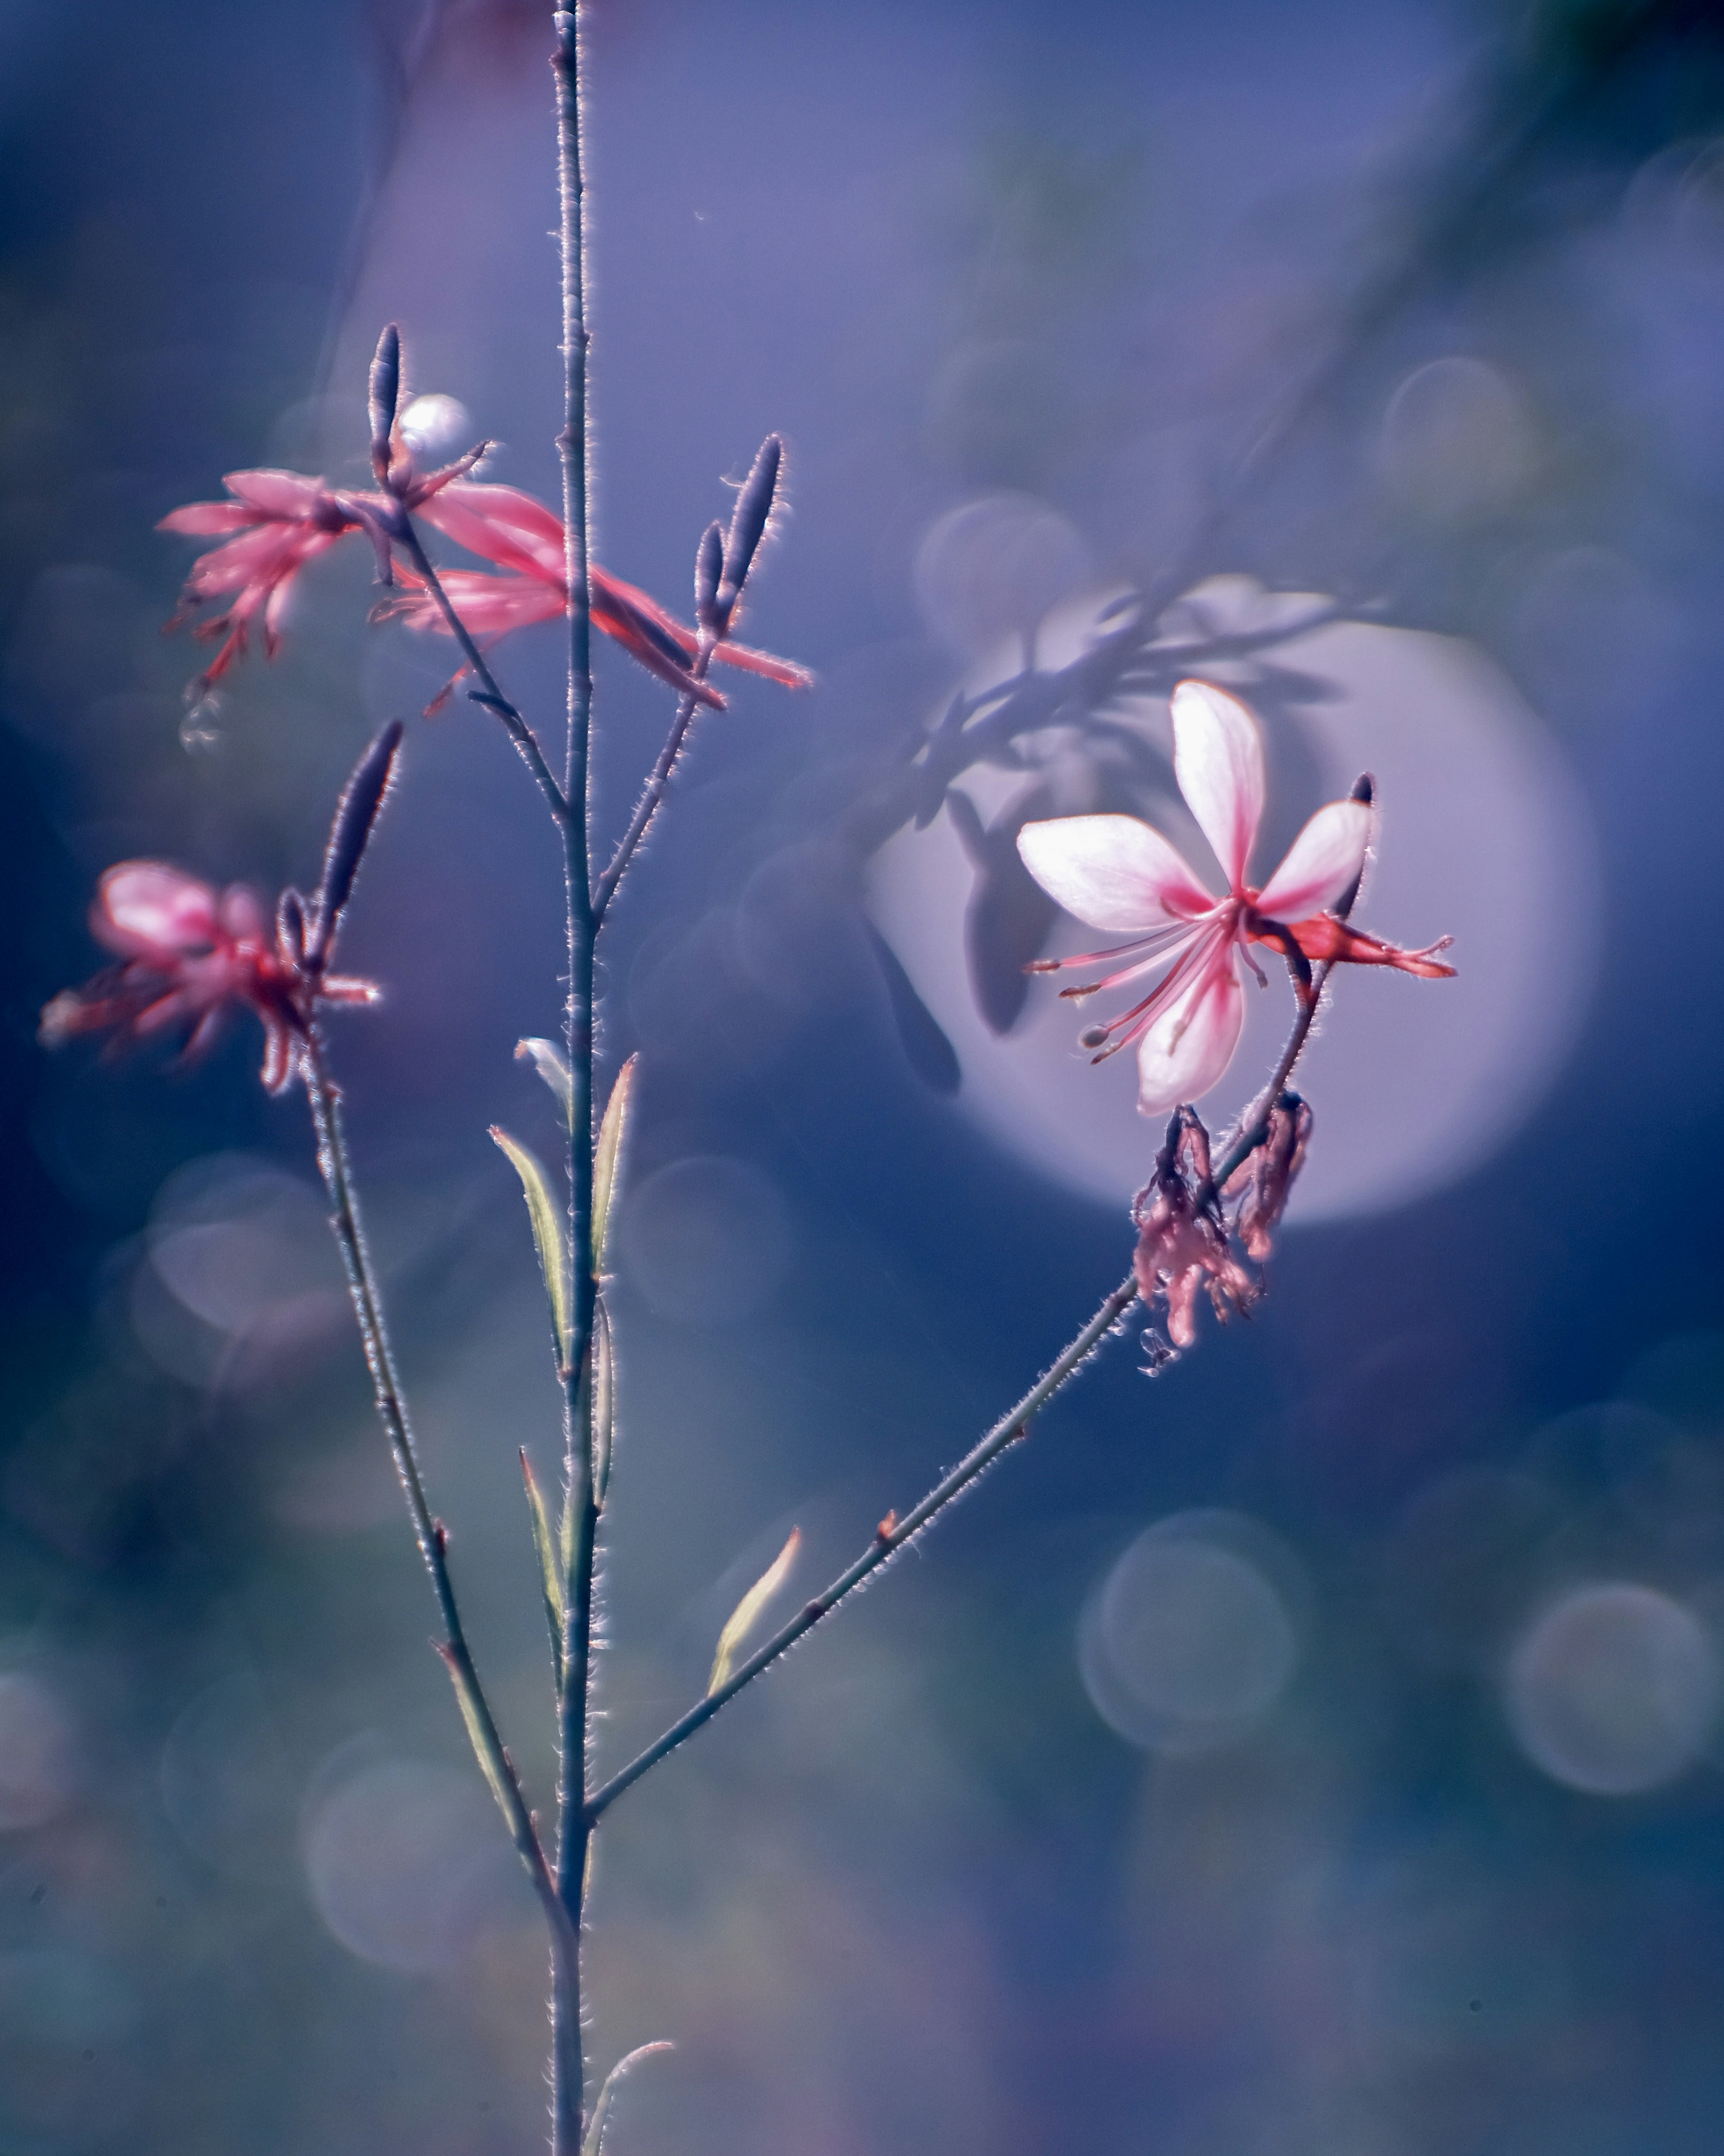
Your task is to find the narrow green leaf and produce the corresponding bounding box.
[581,2042,674,2156]
[491,1126,572,1369]
[521,1450,565,1688]
[709,1528,800,1695]
[592,1055,638,1272]
[435,1644,516,1827]
[592,1296,615,1507]
[515,1036,574,1128]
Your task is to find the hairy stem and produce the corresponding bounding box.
[585,1269,1141,1822]
[552,8,597,2155]
[392,521,567,821]
[301,1027,577,1973]
[592,637,715,924]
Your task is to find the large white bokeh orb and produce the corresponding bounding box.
[866,588,1596,1222]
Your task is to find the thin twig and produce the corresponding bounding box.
[300,1026,578,1973]
[391,521,568,820]
[591,639,715,923]
[584,1268,1141,1823]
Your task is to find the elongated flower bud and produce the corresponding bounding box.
[716,434,782,629]
[309,720,405,964]
[694,520,725,635]
[276,886,308,966]
[369,324,402,486]
[1335,772,1375,921]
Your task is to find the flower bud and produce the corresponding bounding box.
[1335,772,1375,920]
[277,887,308,966]
[369,324,402,487]
[694,520,725,635]
[716,435,782,630]
[309,720,405,964]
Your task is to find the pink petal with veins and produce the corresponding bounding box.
[1254,799,1372,920]
[1016,814,1217,931]
[1135,944,1246,1115]
[1170,680,1265,890]
[417,483,567,585]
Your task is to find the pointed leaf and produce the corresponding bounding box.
[709,1528,800,1695]
[582,2042,674,2156]
[592,1296,615,1507]
[491,1126,572,1368]
[522,1450,565,1687]
[516,1036,574,1129]
[592,1055,638,1272]
[435,1644,516,1827]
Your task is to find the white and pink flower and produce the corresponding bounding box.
[1016,679,1454,1115]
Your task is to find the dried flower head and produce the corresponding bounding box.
[1132,1107,1259,1358]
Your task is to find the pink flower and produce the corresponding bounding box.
[160,471,366,692]
[393,482,814,705]
[1017,680,1455,1114]
[40,862,377,1094]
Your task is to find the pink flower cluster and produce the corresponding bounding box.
[162,462,810,708]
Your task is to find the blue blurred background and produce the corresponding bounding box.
[5,2,1724,2152]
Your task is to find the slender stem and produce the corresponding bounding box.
[1208,962,1334,1197]
[591,636,715,924]
[300,1026,578,1974]
[552,10,597,2156]
[392,521,568,822]
[585,1269,1141,1823]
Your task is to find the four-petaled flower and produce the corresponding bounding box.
[40,862,377,1094]
[1017,679,1455,1114]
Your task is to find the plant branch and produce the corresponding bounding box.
[584,1267,1142,1823]
[300,1026,577,1974]
[591,641,715,925]
[391,521,568,821]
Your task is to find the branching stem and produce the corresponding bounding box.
[592,638,715,923]
[391,520,568,821]
[300,1026,577,1975]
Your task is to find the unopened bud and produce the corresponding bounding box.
[693,520,725,634]
[369,324,402,486]
[309,720,405,964]
[716,434,783,628]
[277,887,308,966]
[1336,771,1376,920]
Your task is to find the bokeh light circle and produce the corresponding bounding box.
[1504,1583,1721,1796]
[1079,1512,1303,1755]
[618,1156,792,1326]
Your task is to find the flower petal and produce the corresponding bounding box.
[158,501,259,536]
[417,482,567,585]
[1016,814,1216,932]
[1134,946,1246,1114]
[1170,680,1265,891]
[223,469,332,519]
[1254,798,1371,920]
[95,864,220,960]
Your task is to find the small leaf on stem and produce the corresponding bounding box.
[491,1126,572,1368]
[521,1449,566,1687]
[309,720,405,965]
[516,1036,574,1128]
[709,1528,800,1695]
[591,1295,616,1508]
[435,1643,517,1826]
[581,2042,674,2156]
[592,1055,638,1272]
